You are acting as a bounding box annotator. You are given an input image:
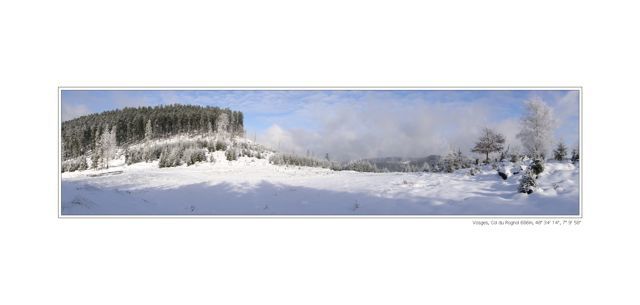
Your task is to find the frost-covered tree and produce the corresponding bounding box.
[553,142,568,161]
[91,129,102,169]
[215,141,227,151]
[100,125,117,169]
[62,105,245,159]
[509,145,523,162]
[217,112,229,138]
[144,119,153,141]
[516,97,556,159]
[344,160,378,172]
[443,149,470,173]
[518,169,537,194]
[530,158,544,176]
[471,128,505,163]
[183,148,207,166]
[225,148,237,161]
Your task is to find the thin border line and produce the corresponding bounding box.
[58,86,583,219]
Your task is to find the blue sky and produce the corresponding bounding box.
[61,89,580,160]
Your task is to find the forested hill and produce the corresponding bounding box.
[62,104,244,159]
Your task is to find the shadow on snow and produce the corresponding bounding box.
[61,178,579,216]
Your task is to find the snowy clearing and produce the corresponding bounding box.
[61,151,580,216]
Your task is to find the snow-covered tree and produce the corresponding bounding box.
[509,145,523,162]
[471,128,505,163]
[553,142,568,161]
[530,158,544,176]
[225,148,237,161]
[518,169,537,194]
[144,119,153,141]
[344,160,378,172]
[516,97,556,159]
[443,149,470,173]
[91,129,102,169]
[217,112,229,138]
[100,125,117,169]
[207,120,213,135]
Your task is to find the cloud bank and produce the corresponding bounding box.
[257,91,579,161]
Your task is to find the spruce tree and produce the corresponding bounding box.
[531,158,544,176]
[553,142,568,161]
[571,148,580,163]
[518,169,537,194]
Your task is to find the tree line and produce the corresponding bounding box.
[61,104,244,160]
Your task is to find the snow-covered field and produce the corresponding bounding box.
[61,152,580,216]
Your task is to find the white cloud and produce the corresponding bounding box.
[258,99,523,161]
[61,103,91,121]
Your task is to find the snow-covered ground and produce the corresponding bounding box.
[61,152,580,216]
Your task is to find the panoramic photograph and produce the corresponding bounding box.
[59,89,581,216]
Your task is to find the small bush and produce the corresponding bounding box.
[159,145,185,168]
[330,162,343,171]
[143,145,163,161]
[215,141,227,151]
[225,149,237,161]
[531,158,544,176]
[61,156,88,172]
[571,149,579,163]
[518,169,537,194]
[183,148,207,166]
[125,148,143,165]
[469,167,478,176]
[125,144,163,165]
[510,154,520,163]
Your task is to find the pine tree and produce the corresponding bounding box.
[518,169,537,194]
[571,148,580,163]
[531,158,544,176]
[553,142,568,161]
[471,128,505,163]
